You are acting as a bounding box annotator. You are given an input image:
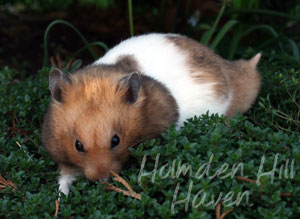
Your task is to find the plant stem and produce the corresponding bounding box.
[226,8,300,21]
[173,0,181,32]
[228,24,242,59]
[128,0,134,36]
[202,0,228,46]
[70,42,108,59]
[43,20,97,67]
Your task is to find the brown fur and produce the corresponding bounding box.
[42,56,178,181]
[166,35,261,116]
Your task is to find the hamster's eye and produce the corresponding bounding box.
[111,135,120,149]
[75,140,85,152]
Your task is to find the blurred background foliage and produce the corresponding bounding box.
[0,0,299,75]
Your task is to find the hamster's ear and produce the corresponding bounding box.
[49,68,68,103]
[249,53,262,67]
[118,72,141,104]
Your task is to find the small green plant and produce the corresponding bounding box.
[43,20,108,67]
[233,0,260,9]
[197,0,300,60]
[128,0,134,36]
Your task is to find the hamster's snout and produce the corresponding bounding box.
[84,159,122,182]
[84,166,111,181]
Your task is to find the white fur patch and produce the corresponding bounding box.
[94,33,231,126]
[58,174,76,196]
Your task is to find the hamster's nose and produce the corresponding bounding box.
[98,172,110,182]
[85,164,111,181]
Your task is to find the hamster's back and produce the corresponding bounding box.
[94,33,232,125]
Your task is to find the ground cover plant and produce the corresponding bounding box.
[1,0,300,218]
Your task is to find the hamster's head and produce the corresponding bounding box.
[42,67,149,181]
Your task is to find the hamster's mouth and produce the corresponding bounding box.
[98,176,110,183]
[98,170,119,183]
[96,173,110,182]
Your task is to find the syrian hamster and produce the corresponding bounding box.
[41,33,261,195]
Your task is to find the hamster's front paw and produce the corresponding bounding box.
[58,174,76,196]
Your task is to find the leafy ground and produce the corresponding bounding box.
[0,49,299,218]
[1,0,300,218]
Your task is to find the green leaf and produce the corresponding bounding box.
[211,20,239,49]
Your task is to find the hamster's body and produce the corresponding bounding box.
[96,34,229,125]
[42,33,261,195]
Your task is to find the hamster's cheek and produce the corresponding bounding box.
[111,161,122,174]
[114,149,131,164]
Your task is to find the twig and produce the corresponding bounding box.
[216,202,233,219]
[286,88,300,110]
[216,202,221,219]
[55,53,62,69]
[50,56,56,67]
[0,175,17,191]
[280,192,292,197]
[104,182,141,200]
[110,171,134,193]
[237,176,293,198]
[274,109,300,125]
[65,58,74,70]
[16,141,30,158]
[54,200,59,216]
[104,171,141,200]
[236,176,258,184]
[220,208,234,219]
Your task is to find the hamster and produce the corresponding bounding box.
[41,33,261,195]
